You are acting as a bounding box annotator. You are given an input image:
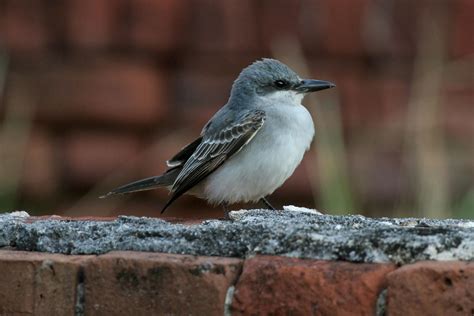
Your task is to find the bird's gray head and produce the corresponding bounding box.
[229,58,335,104]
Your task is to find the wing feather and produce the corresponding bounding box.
[166,137,203,167]
[161,110,266,212]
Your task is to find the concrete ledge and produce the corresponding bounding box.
[1,208,473,264]
[1,209,474,315]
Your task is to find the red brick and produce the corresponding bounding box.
[62,132,143,185]
[0,250,93,316]
[126,0,190,52]
[174,70,234,129]
[349,145,405,205]
[83,251,242,315]
[315,0,372,56]
[384,2,416,57]
[66,0,122,49]
[25,215,203,225]
[441,84,474,141]
[389,1,449,57]
[329,71,409,130]
[259,0,304,52]
[231,256,395,315]
[450,0,474,57]
[92,132,184,202]
[187,0,259,52]
[360,1,416,57]
[0,1,50,54]
[35,61,168,126]
[387,261,474,316]
[142,131,199,182]
[317,70,409,128]
[21,130,59,198]
[0,252,35,314]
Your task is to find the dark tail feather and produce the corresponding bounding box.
[161,192,180,214]
[100,168,180,198]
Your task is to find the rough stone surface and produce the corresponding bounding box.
[0,249,93,316]
[231,255,395,316]
[1,208,473,264]
[83,251,242,316]
[0,211,29,247]
[386,261,474,316]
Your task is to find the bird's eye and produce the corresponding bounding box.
[274,80,289,89]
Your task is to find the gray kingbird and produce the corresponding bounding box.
[101,58,335,213]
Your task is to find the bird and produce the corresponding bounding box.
[101,58,335,215]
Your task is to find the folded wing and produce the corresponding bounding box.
[161,109,266,212]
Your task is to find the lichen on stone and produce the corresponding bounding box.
[1,208,473,264]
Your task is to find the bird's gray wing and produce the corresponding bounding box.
[166,136,203,168]
[161,110,266,212]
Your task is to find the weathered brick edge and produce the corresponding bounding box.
[0,249,473,316]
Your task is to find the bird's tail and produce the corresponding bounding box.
[100,168,180,198]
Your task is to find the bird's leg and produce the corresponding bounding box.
[260,197,276,210]
[222,202,231,220]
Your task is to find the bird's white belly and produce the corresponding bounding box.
[202,105,315,204]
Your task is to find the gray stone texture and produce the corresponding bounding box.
[1,207,473,264]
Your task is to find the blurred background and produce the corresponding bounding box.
[0,0,472,219]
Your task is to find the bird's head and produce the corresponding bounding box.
[230,58,335,104]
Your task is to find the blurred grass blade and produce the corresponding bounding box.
[403,4,449,218]
[310,93,355,214]
[0,55,35,211]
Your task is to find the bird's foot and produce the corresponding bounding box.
[221,202,231,220]
[260,197,277,210]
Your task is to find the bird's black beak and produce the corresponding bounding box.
[294,79,336,93]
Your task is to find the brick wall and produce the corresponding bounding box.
[1,249,473,315]
[1,210,473,314]
[0,1,472,218]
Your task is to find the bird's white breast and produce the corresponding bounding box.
[203,97,315,205]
